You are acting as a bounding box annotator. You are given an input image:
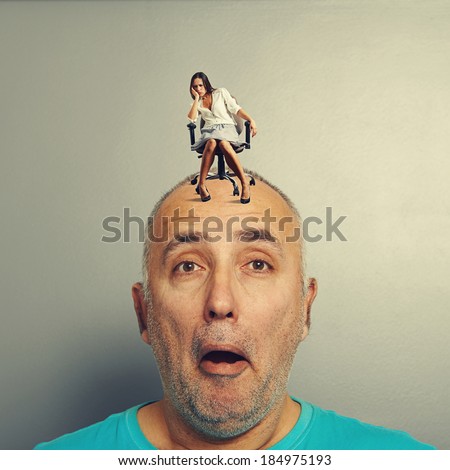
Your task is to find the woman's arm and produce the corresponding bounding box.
[237,108,257,137]
[187,88,200,121]
[221,88,257,136]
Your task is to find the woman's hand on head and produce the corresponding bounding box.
[191,87,200,100]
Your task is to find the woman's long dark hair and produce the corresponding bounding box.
[189,72,215,99]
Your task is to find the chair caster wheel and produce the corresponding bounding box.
[250,178,256,186]
[191,177,198,185]
[195,185,200,194]
[233,188,239,196]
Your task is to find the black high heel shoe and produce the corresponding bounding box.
[199,186,211,202]
[240,186,250,204]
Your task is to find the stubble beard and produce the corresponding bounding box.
[146,303,304,441]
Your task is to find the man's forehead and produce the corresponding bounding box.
[156,180,297,222]
[149,180,301,244]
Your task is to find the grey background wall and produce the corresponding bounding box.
[1,0,449,450]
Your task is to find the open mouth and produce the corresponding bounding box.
[199,349,249,376]
[202,351,245,364]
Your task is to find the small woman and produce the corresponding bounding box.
[188,72,257,203]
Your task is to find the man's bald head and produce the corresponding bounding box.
[141,170,307,301]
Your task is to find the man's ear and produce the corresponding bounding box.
[301,278,318,340]
[131,282,150,345]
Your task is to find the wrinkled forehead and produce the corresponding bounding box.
[149,181,302,251]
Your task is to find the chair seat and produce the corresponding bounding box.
[196,142,248,158]
[188,121,254,196]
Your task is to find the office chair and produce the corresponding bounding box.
[187,120,255,197]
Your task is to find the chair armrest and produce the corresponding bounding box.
[187,122,197,146]
[244,120,251,149]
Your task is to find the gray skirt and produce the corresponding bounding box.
[191,123,244,153]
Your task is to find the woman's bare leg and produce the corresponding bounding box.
[198,139,217,199]
[219,140,250,200]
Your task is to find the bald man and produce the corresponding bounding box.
[35,172,434,450]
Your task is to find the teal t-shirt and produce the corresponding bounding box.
[35,398,434,450]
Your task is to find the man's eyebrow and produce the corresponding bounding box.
[161,229,283,265]
[162,232,205,264]
[236,229,283,252]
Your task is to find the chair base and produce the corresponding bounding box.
[191,154,255,197]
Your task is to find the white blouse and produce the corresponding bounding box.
[192,88,241,128]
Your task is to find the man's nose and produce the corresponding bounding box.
[203,268,238,323]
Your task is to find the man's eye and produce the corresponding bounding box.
[174,261,201,273]
[248,260,271,271]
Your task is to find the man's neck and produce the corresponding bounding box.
[137,394,301,450]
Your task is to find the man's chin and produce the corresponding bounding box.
[195,370,257,411]
[165,367,280,440]
[179,384,271,440]
[185,401,264,441]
